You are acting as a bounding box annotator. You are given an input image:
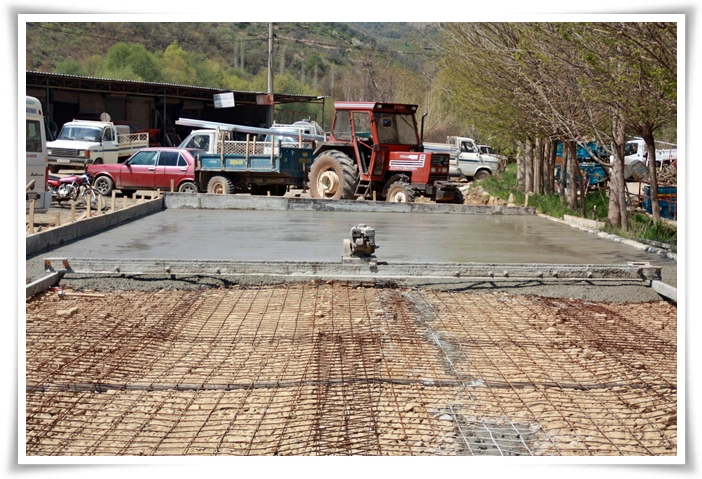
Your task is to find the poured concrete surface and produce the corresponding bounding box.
[35,208,675,265]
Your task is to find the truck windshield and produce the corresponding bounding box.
[374,113,418,145]
[58,125,102,142]
[265,128,303,143]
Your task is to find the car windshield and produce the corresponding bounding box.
[58,125,102,142]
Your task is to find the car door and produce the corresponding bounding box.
[120,150,159,190]
[155,150,190,191]
[101,126,119,164]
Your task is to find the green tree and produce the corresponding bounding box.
[162,42,197,85]
[55,59,85,76]
[82,55,105,77]
[104,42,161,82]
[191,56,225,88]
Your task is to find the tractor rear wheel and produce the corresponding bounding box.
[207,176,235,195]
[385,181,416,203]
[309,150,359,199]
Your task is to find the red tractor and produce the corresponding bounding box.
[309,101,461,203]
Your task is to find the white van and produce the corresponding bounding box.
[26,96,51,213]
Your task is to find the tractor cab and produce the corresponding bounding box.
[328,102,420,180]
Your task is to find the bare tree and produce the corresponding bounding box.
[437,21,677,229]
[602,22,677,222]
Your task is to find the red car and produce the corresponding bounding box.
[87,147,200,196]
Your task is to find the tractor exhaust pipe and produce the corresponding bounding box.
[419,112,428,152]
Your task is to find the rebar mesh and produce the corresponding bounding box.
[25,283,677,456]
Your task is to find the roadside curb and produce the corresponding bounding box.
[537,213,677,262]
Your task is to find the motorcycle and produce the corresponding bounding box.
[48,172,105,210]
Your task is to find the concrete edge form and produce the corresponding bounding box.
[26,271,63,298]
[651,280,677,302]
[163,193,537,215]
[539,213,677,261]
[26,198,164,257]
[43,257,661,282]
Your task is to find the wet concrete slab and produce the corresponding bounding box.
[42,209,676,273]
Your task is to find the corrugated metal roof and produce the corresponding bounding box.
[26,71,324,101]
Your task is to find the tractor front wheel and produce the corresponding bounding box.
[385,181,416,203]
[309,151,359,200]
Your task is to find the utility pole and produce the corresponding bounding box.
[267,22,274,127]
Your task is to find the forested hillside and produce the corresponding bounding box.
[25,23,439,98]
[26,22,461,138]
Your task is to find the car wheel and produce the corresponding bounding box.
[474,170,491,181]
[93,176,114,196]
[177,181,198,193]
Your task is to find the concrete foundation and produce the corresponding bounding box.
[164,192,538,215]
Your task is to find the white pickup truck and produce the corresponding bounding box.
[424,136,500,180]
[615,137,678,180]
[178,119,324,155]
[47,119,149,173]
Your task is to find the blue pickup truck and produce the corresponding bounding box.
[176,119,324,195]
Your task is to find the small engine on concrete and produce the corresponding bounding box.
[343,224,378,264]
